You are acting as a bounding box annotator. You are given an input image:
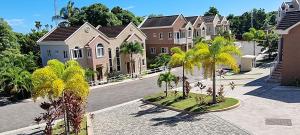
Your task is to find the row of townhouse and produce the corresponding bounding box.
[37,14,230,82]
[139,14,230,57]
[37,22,147,82]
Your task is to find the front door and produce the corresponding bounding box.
[127,62,130,74]
[96,66,103,81]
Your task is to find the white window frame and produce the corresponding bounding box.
[116,47,121,71]
[168,32,173,39]
[160,47,168,54]
[72,47,83,59]
[159,33,163,40]
[150,47,156,54]
[63,50,68,58]
[153,33,157,37]
[96,44,104,58]
[47,50,51,57]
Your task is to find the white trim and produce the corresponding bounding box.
[172,14,187,27]
[276,21,300,34]
[116,22,147,39]
[193,16,201,27]
[37,27,58,43]
[64,22,89,42]
[138,16,148,28]
[139,26,173,29]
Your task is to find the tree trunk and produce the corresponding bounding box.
[63,93,70,135]
[165,82,168,97]
[182,65,186,98]
[130,53,133,78]
[212,62,217,104]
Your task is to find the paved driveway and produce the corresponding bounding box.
[92,100,250,135]
[0,67,202,133]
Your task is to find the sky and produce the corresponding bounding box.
[0,0,284,33]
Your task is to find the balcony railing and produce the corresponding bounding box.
[174,38,187,44]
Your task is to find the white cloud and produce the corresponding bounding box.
[124,5,135,10]
[5,19,25,26]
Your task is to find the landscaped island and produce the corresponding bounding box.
[144,92,239,113]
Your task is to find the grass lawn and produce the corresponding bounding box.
[144,91,239,113]
[52,117,87,135]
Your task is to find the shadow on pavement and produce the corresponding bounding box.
[244,75,300,103]
[150,113,202,127]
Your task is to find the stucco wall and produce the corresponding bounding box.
[142,28,174,45]
[281,25,300,85]
[40,44,69,66]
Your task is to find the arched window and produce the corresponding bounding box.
[96,44,104,58]
[116,47,121,71]
[188,27,192,38]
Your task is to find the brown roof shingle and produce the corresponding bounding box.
[141,15,179,28]
[185,16,198,24]
[202,15,216,23]
[98,25,127,38]
[277,11,300,30]
[42,26,81,41]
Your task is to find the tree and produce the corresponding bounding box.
[120,42,144,78]
[260,30,279,59]
[204,6,219,16]
[0,18,18,52]
[193,36,241,104]
[243,28,265,56]
[150,54,171,69]
[157,71,177,97]
[34,21,42,31]
[53,1,80,27]
[169,47,199,98]
[32,60,89,135]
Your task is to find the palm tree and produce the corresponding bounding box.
[169,47,199,98]
[157,71,176,97]
[52,0,80,27]
[34,21,42,31]
[193,36,241,104]
[120,42,144,78]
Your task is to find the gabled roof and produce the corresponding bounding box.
[98,25,127,38]
[277,11,300,30]
[140,15,179,28]
[202,15,216,23]
[41,26,81,42]
[185,16,198,24]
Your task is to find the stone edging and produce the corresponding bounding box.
[141,98,240,114]
[86,113,94,135]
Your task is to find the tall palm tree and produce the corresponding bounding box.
[120,42,144,78]
[169,47,199,98]
[157,71,176,97]
[193,36,241,104]
[52,0,80,27]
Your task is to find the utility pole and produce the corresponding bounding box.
[251,9,254,28]
[54,0,58,25]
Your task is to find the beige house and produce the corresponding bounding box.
[277,0,300,22]
[139,14,230,57]
[37,22,147,82]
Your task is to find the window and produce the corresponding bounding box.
[181,32,186,38]
[153,33,157,37]
[63,51,68,58]
[159,33,163,39]
[161,47,168,54]
[47,50,51,57]
[87,49,92,58]
[73,47,82,59]
[116,47,121,71]
[96,44,104,58]
[175,32,180,39]
[168,32,173,38]
[108,48,113,72]
[188,28,192,38]
[150,47,156,54]
[142,59,145,65]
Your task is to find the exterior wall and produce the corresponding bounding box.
[142,28,174,45]
[146,44,183,57]
[40,44,70,66]
[281,25,300,85]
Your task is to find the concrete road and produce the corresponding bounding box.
[0,67,202,133]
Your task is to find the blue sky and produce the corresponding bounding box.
[0,0,283,33]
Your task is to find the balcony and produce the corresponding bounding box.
[174,38,187,44]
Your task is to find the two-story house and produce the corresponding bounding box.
[37,22,147,82]
[139,15,194,57]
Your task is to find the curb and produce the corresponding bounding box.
[141,98,240,114]
[86,113,93,135]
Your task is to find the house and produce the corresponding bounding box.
[274,10,300,85]
[37,22,147,82]
[139,14,230,57]
[139,15,194,57]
